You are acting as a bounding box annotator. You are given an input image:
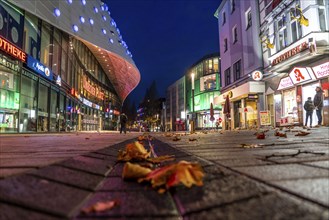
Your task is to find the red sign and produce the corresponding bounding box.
[0,36,27,62]
[312,62,329,79]
[271,42,308,66]
[252,71,263,81]
[288,67,312,84]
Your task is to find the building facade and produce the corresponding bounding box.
[215,0,265,130]
[259,0,329,127]
[0,0,140,133]
[165,76,186,131]
[166,53,221,131]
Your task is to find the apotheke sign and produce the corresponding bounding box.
[27,55,53,81]
[271,42,308,66]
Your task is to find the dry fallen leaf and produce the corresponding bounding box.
[81,200,118,214]
[117,141,151,162]
[295,131,311,136]
[256,132,265,139]
[139,160,204,193]
[146,155,175,164]
[122,162,152,179]
[173,136,181,141]
[275,131,287,138]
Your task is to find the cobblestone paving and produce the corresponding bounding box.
[0,127,328,219]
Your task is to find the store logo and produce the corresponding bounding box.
[251,71,263,81]
[312,62,329,79]
[27,55,53,80]
[288,67,312,85]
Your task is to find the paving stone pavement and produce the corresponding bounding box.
[0,127,328,219]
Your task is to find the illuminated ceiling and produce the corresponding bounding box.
[82,39,141,103]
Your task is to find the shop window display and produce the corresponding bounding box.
[283,89,298,123]
[19,75,37,132]
[37,83,49,132]
[0,70,20,133]
[49,89,58,132]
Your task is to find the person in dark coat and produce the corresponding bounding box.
[313,86,324,126]
[120,113,128,134]
[304,97,315,127]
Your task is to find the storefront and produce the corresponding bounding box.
[0,53,21,133]
[215,81,265,130]
[276,61,329,126]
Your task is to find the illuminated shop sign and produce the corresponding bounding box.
[277,77,293,90]
[288,67,312,84]
[312,62,329,79]
[0,53,20,72]
[82,98,92,107]
[27,55,53,80]
[271,42,308,66]
[251,71,263,81]
[0,36,27,63]
[83,76,104,100]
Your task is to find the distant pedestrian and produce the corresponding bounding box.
[303,97,314,127]
[120,113,128,134]
[313,86,323,126]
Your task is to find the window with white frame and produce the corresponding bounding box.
[317,0,327,31]
[224,38,228,52]
[277,16,287,50]
[222,11,226,25]
[230,0,235,13]
[232,26,238,43]
[245,8,252,30]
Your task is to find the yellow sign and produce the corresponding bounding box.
[260,111,271,126]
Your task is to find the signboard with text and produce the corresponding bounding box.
[312,62,329,79]
[277,77,293,90]
[27,55,53,81]
[260,111,271,126]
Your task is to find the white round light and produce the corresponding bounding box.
[80,16,85,23]
[54,8,61,17]
[89,18,94,25]
[72,25,78,32]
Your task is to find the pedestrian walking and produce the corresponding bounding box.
[120,113,128,134]
[313,86,323,126]
[303,97,315,127]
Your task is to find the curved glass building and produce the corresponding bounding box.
[0,0,140,133]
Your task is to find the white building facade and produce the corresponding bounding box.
[259,0,329,127]
[215,0,265,129]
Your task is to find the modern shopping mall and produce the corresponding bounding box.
[0,0,140,133]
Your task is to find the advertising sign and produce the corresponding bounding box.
[27,55,53,80]
[288,67,312,84]
[312,62,329,79]
[260,111,271,125]
[251,70,263,81]
[277,77,293,90]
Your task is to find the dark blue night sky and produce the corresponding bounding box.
[106,0,221,105]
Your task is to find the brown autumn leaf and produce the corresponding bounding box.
[275,131,287,138]
[117,141,151,162]
[189,138,197,142]
[173,136,181,141]
[295,131,311,136]
[122,162,152,179]
[81,200,118,214]
[146,155,175,164]
[139,160,204,193]
[256,132,265,139]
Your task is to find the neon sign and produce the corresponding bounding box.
[0,36,27,63]
[27,55,53,80]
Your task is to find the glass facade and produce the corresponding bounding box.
[0,1,122,133]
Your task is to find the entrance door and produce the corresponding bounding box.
[302,83,319,127]
[233,101,241,128]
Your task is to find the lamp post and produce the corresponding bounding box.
[191,72,195,132]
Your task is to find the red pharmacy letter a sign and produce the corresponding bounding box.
[294,68,305,82]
